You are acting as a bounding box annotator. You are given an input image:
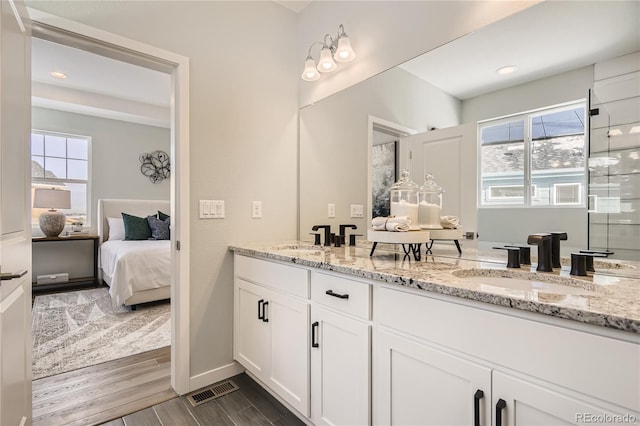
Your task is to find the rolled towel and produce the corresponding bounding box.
[372,216,411,232]
[440,215,460,229]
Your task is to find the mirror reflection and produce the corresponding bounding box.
[299,1,639,264]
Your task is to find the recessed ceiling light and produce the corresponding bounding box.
[496,65,518,75]
[50,71,67,79]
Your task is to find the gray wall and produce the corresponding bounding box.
[28,0,299,382]
[32,107,170,233]
[462,66,594,250]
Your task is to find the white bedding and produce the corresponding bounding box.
[100,240,170,306]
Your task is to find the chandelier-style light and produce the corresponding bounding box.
[301,24,356,82]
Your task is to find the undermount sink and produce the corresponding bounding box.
[451,269,599,296]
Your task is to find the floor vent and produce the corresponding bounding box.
[186,380,239,407]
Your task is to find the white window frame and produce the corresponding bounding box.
[478,101,587,208]
[31,130,92,227]
[553,182,582,205]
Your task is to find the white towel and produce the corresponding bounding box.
[372,216,411,232]
[440,215,460,229]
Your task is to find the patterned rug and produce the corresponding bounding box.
[32,287,170,380]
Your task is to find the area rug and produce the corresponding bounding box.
[32,287,170,380]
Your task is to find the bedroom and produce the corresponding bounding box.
[30,35,173,380]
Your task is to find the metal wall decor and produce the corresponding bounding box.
[139,150,170,183]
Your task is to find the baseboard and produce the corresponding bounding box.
[187,361,245,393]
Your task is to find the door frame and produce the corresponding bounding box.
[27,8,191,394]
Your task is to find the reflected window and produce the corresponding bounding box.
[31,131,90,226]
[479,103,586,207]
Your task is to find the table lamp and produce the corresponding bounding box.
[33,187,71,237]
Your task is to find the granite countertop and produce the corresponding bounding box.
[229,240,640,334]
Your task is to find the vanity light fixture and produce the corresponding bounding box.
[301,24,356,82]
[50,71,67,79]
[496,65,518,75]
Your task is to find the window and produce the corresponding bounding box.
[31,131,90,226]
[479,103,586,207]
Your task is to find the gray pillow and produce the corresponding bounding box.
[147,215,170,240]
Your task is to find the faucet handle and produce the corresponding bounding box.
[493,246,521,268]
[310,233,322,245]
[349,234,363,247]
[578,250,610,272]
[505,245,531,265]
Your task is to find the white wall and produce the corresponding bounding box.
[297,0,540,106]
[32,107,170,233]
[462,66,594,250]
[299,66,460,238]
[27,0,299,386]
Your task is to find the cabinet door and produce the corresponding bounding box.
[268,290,310,416]
[234,279,270,380]
[492,371,638,426]
[311,305,370,426]
[376,329,491,426]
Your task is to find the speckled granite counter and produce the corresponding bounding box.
[229,241,640,334]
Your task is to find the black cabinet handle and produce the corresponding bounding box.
[325,289,349,300]
[311,321,319,348]
[474,389,484,426]
[0,269,28,281]
[495,398,506,426]
[262,301,269,322]
[258,299,264,320]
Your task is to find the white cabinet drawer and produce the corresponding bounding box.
[235,255,309,299]
[311,271,371,319]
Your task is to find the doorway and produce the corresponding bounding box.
[28,9,190,394]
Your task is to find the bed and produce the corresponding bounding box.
[97,199,171,308]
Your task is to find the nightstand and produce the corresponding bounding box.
[32,234,100,292]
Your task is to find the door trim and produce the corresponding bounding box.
[27,8,191,394]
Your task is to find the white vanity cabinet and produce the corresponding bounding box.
[310,271,371,426]
[375,286,640,425]
[233,255,310,416]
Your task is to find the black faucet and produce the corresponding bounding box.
[339,224,358,246]
[493,246,521,268]
[527,233,553,272]
[550,232,567,269]
[579,249,614,272]
[311,225,332,246]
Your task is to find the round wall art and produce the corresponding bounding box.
[140,150,170,183]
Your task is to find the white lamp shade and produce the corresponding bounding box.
[301,57,320,81]
[317,46,337,73]
[33,188,71,210]
[334,36,356,63]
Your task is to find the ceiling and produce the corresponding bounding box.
[400,1,640,100]
[31,1,639,126]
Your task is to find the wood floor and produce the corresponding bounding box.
[32,346,304,426]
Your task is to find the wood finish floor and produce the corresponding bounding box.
[32,346,304,426]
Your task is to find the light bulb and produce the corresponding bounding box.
[317,46,337,73]
[301,57,320,81]
[334,36,356,63]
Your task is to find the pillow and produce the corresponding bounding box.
[147,215,170,240]
[158,210,170,221]
[122,212,152,240]
[107,217,125,241]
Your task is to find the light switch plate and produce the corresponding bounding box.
[328,203,336,218]
[350,204,364,218]
[200,200,224,219]
[252,201,262,218]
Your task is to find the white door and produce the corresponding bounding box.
[268,290,309,416]
[311,305,370,426]
[405,123,477,230]
[376,329,491,426]
[0,1,32,425]
[234,279,270,378]
[492,371,636,426]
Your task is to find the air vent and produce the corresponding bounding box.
[186,380,239,407]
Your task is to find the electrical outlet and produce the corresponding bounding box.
[328,203,336,218]
[350,204,364,218]
[252,201,262,218]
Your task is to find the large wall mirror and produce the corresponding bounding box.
[299,1,639,263]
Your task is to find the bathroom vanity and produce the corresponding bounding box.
[230,242,640,425]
